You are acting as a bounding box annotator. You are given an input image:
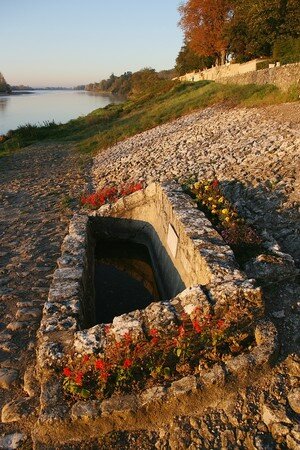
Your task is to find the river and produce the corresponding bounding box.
[0,90,122,135]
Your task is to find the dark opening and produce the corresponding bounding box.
[94,239,161,323]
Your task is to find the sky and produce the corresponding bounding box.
[1,0,183,87]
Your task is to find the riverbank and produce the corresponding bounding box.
[1,80,298,156]
[0,101,299,448]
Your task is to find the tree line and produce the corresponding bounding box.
[177,0,300,74]
[85,68,176,98]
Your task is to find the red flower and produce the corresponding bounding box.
[212,179,219,188]
[192,320,202,334]
[100,370,110,382]
[104,324,111,335]
[124,332,132,345]
[217,319,226,330]
[123,358,133,369]
[63,367,72,377]
[149,328,158,338]
[82,355,90,363]
[95,359,106,371]
[75,371,84,386]
[150,337,159,346]
[178,325,185,337]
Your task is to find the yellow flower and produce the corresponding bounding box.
[194,182,201,190]
[208,197,213,201]
[224,216,230,222]
[212,204,217,209]
[222,209,229,215]
[204,186,209,191]
[218,197,224,203]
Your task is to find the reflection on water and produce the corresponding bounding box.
[0,90,122,135]
[94,239,161,324]
[0,96,9,112]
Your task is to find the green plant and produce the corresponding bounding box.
[183,178,263,265]
[273,37,300,65]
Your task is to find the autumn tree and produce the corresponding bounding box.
[179,0,233,65]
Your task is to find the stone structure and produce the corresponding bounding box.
[176,59,262,83]
[176,61,300,91]
[219,63,300,92]
[32,182,284,447]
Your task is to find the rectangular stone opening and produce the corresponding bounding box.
[87,216,186,326]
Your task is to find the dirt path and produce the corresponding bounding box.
[0,143,87,445]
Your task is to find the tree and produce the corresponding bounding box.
[0,72,11,94]
[228,0,300,60]
[175,44,214,75]
[179,0,233,65]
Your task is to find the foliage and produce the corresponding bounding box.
[178,0,300,66]
[63,304,254,400]
[0,72,11,94]
[85,68,175,100]
[179,0,232,65]
[183,178,263,264]
[175,44,214,75]
[228,0,300,60]
[81,182,143,209]
[273,37,300,64]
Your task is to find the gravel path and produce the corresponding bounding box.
[0,143,86,445]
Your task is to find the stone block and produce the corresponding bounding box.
[0,368,19,389]
[261,402,291,427]
[101,394,138,414]
[1,398,34,423]
[48,281,81,302]
[170,285,211,318]
[53,267,83,282]
[111,310,144,342]
[287,388,300,414]
[170,375,197,395]
[0,433,27,450]
[71,401,101,421]
[140,386,167,406]
[200,364,226,387]
[74,324,106,355]
[144,301,177,333]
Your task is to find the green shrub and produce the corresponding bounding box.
[273,37,300,65]
[256,60,273,70]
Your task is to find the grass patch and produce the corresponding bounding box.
[1,81,298,157]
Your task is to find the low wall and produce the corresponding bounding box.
[178,59,262,83]
[218,63,300,91]
[178,62,300,91]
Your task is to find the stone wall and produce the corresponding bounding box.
[177,62,300,91]
[218,63,300,91]
[33,182,270,446]
[177,59,262,83]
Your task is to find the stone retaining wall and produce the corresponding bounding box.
[218,63,300,92]
[177,62,300,92]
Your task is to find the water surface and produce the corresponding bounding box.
[94,239,161,324]
[0,90,121,135]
